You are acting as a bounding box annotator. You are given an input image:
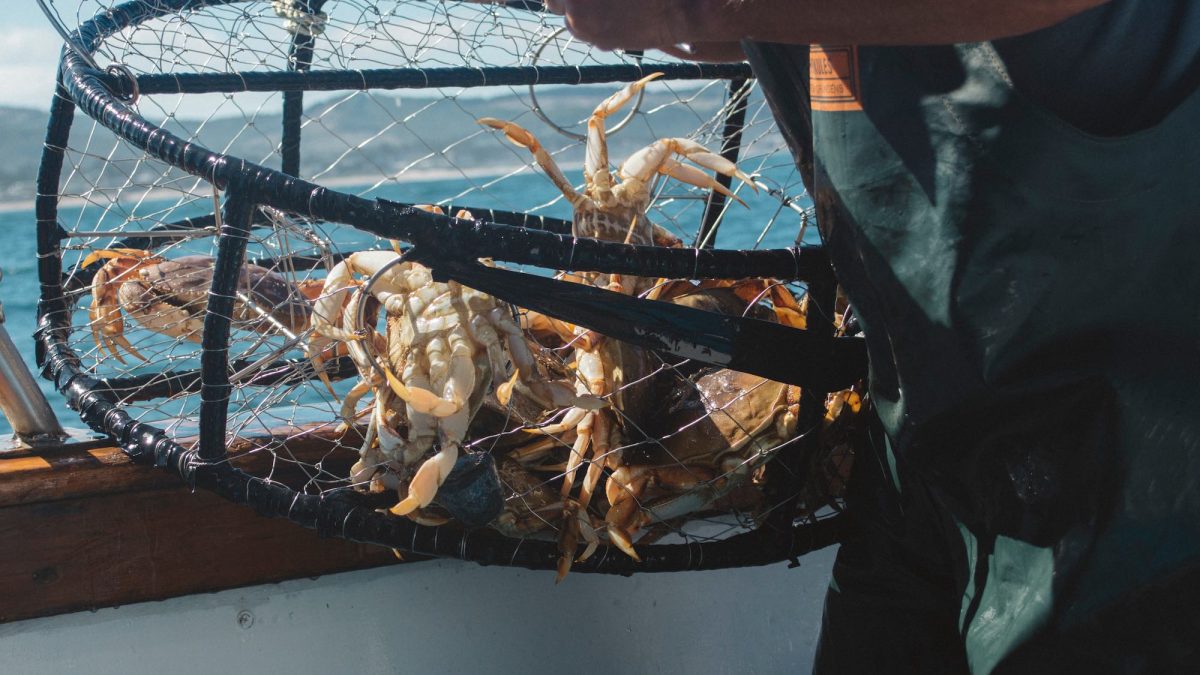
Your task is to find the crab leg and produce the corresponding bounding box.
[621,138,756,206]
[585,72,663,199]
[338,322,388,425]
[83,249,165,364]
[604,466,652,560]
[556,495,598,583]
[477,118,583,207]
[572,410,612,565]
[310,269,358,343]
[491,307,605,412]
[550,346,614,577]
[426,332,475,420]
[379,359,465,418]
[89,295,146,364]
[350,425,382,486]
[552,407,595,581]
[389,331,476,516]
[338,378,374,426]
[559,410,595,499]
[399,359,437,466]
[293,276,342,398]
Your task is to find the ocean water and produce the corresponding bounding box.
[0,170,814,438]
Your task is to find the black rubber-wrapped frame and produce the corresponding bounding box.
[35,0,849,573]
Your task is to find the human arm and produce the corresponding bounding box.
[656,42,749,63]
[545,0,1112,53]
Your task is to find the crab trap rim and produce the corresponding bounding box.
[35,0,853,573]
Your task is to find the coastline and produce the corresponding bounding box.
[0,162,580,215]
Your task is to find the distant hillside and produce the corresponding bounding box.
[0,85,781,205]
[0,107,54,202]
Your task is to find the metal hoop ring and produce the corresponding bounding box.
[355,246,420,385]
[527,27,645,141]
[105,64,140,105]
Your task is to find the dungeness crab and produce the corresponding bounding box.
[479,74,759,577]
[307,206,599,519]
[83,249,316,363]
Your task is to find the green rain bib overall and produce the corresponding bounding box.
[748,41,1200,673]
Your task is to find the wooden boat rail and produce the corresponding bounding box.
[0,426,401,624]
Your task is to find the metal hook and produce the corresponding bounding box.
[34,0,103,71]
[38,0,142,106]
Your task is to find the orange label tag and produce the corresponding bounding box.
[810,45,863,112]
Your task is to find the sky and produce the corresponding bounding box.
[0,2,287,113]
[0,4,71,109]
[0,1,586,115]
[0,2,685,119]
[0,3,406,116]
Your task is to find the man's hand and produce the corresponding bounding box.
[543,0,702,53]
[658,42,747,63]
[542,0,745,60]
[544,0,1112,53]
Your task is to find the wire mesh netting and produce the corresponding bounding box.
[37,0,865,575]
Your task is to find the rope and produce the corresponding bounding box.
[272,0,328,37]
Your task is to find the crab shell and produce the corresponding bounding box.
[133,255,312,333]
[642,368,798,469]
[487,369,798,542]
[491,455,565,539]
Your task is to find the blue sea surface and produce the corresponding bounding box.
[0,170,815,438]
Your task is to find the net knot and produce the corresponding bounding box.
[272,0,328,37]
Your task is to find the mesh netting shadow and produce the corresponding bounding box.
[36,0,863,574]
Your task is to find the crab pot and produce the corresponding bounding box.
[35,0,863,574]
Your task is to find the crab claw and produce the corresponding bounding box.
[665,138,757,190]
[80,247,159,270]
[495,368,523,407]
[554,498,586,583]
[604,466,648,561]
[476,117,538,149]
[429,451,504,528]
[592,72,663,120]
[554,503,605,582]
[381,367,463,417]
[606,523,642,562]
[389,442,460,516]
[661,157,748,208]
[477,117,582,206]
